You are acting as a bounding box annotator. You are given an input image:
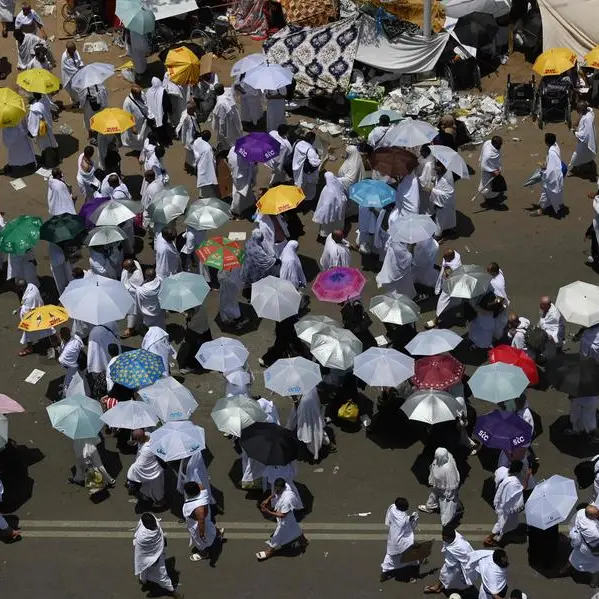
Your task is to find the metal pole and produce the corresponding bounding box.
[423,0,432,40]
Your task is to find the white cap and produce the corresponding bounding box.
[448,594,462,599]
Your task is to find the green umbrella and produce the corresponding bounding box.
[40,214,86,244]
[0,215,42,255]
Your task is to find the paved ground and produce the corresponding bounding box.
[1,8,599,599]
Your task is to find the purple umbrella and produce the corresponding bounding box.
[474,410,533,451]
[79,196,109,229]
[235,133,280,163]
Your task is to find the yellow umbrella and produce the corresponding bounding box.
[16,68,61,94]
[0,88,26,128]
[585,46,599,69]
[90,107,136,134]
[532,47,577,76]
[18,305,69,332]
[165,46,201,86]
[257,185,305,215]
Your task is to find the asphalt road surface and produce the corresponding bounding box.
[1,10,599,599]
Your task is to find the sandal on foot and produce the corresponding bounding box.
[189,552,206,562]
[424,586,441,594]
[256,551,269,561]
[18,347,34,357]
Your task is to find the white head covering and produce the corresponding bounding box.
[146,77,165,127]
[376,240,412,286]
[279,240,306,289]
[338,145,365,191]
[313,172,347,225]
[429,447,460,490]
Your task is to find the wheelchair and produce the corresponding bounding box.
[504,73,536,117]
[534,78,573,129]
[441,57,482,92]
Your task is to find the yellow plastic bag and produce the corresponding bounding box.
[337,400,359,422]
[38,119,47,137]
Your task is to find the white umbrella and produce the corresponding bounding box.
[60,274,133,325]
[405,329,463,355]
[71,62,115,90]
[244,65,293,91]
[0,414,7,447]
[251,275,301,322]
[443,265,492,299]
[358,109,403,128]
[401,389,462,424]
[556,281,599,327]
[158,272,210,312]
[225,369,251,387]
[211,394,268,437]
[429,145,470,179]
[196,337,249,372]
[294,314,340,344]
[525,475,578,530]
[100,400,158,429]
[369,292,420,325]
[468,363,529,403]
[385,117,438,147]
[310,326,363,370]
[184,198,231,230]
[389,213,437,243]
[138,376,198,422]
[148,420,206,461]
[90,199,136,227]
[148,186,190,224]
[353,347,414,387]
[264,357,322,396]
[231,52,266,77]
[85,225,127,247]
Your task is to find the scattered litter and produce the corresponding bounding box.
[42,4,55,15]
[332,465,339,474]
[323,552,329,558]
[83,41,109,53]
[57,123,73,135]
[299,120,315,130]
[228,232,246,241]
[25,369,45,384]
[48,35,55,42]
[512,138,521,142]
[207,390,213,394]
[464,245,471,253]
[35,167,52,179]
[347,512,372,517]
[375,335,388,347]
[313,467,324,473]
[10,178,26,191]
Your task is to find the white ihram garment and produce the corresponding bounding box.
[492,474,524,539]
[313,172,347,236]
[146,77,165,128]
[122,93,148,151]
[417,154,435,213]
[27,99,57,152]
[570,108,597,167]
[267,130,292,184]
[538,303,565,347]
[435,250,462,318]
[377,240,416,298]
[292,140,320,201]
[177,111,199,167]
[177,450,212,501]
[381,505,418,572]
[395,171,420,217]
[87,323,120,374]
[412,236,439,288]
[423,448,461,526]
[209,89,243,150]
[228,146,256,215]
[286,388,328,460]
[133,517,173,592]
[319,234,350,271]
[127,438,165,503]
[539,143,564,212]
[430,172,456,235]
[126,30,149,75]
[266,485,304,549]
[438,531,474,590]
[218,268,242,323]
[47,177,75,215]
[468,550,508,599]
[2,121,35,167]
[19,282,52,345]
[141,326,175,376]
[154,235,181,279]
[183,489,217,551]
[136,278,165,329]
[479,140,502,199]
[569,508,599,573]
[76,153,98,201]
[60,50,84,103]
[237,81,264,125]
[570,396,599,433]
[193,137,218,189]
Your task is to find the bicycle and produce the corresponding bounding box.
[189,7,243,59]
[62,0,106,37]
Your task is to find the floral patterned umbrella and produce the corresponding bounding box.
[196,236,245,270]
[109,349,164,389]
[0,215,42,255]
[412,354,465,390]
[312,267,367,303]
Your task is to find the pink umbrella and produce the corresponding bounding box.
[0,394,25,414]
[312,267,367,303]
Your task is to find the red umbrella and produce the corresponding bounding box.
[488,345,539,386]
[412,355,465,390]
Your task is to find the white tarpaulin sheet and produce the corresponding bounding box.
[538,0,598,58]
[145,0,197,21]
[442,0,511,18]
[355,15,450,73]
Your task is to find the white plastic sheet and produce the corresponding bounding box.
[442,0,511,18]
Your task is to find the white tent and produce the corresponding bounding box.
[442,0,511,18]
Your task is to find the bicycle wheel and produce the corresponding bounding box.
[190,28,214,53]
[62,16,78,36]
[61,2,74,19]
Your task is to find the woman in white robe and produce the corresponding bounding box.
[376,240,417,298]
[412,236,439,288]
[141,326,175,375]
[218,267,243,325]
[267,127,292,185]
[122,87,149,151]
[257,212,289,257]
[357,207,378,254]
[313,172,347,237]
[209,86,243,152]
[266,88,286,132]
[418,448,462,526]
[569,103,597,172]
[125,29,148,76]
[286,388,331,461]
[319,231,350,270]
[7,249,38,285]
[228,147,256,217]
[292,137,321,203]
[430,166,456,239]
[76,149,99,201]
[121,259,143,336]
[146,77,165,129]
[257,480,307,560]
[0,0,15,37]
[47,174,75,215]
[380,499,419,577]
[279,241,306,290]
[395,171,420,217]
[338,145,365,192]
[2,121,36,169]
[49,243,72,295]
[237,80,264,125]
[479,137,503,199]
[18,281,52,352]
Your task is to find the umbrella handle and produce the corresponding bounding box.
[470,181,493,202]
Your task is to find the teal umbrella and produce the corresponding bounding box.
[40,214,86,244]
[46,394,103,439]
[0,215,42,255]
[158,272,210,312]
[116,0,155,34]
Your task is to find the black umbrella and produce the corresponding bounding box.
[39,213,86,244]
[453,12,499,48]
[240,422,301,466]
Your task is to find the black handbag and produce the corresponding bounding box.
[491,174,508,193]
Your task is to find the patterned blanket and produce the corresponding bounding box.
[264,17,361,97]
[276,0,337,27]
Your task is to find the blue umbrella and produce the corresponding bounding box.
[349,179,396,208]
[235,133,281,163]
[474,410,533,451]
[116,0,155,34]
[110,349,164,389]
[46,394,103,439]
[158,272,210,312]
